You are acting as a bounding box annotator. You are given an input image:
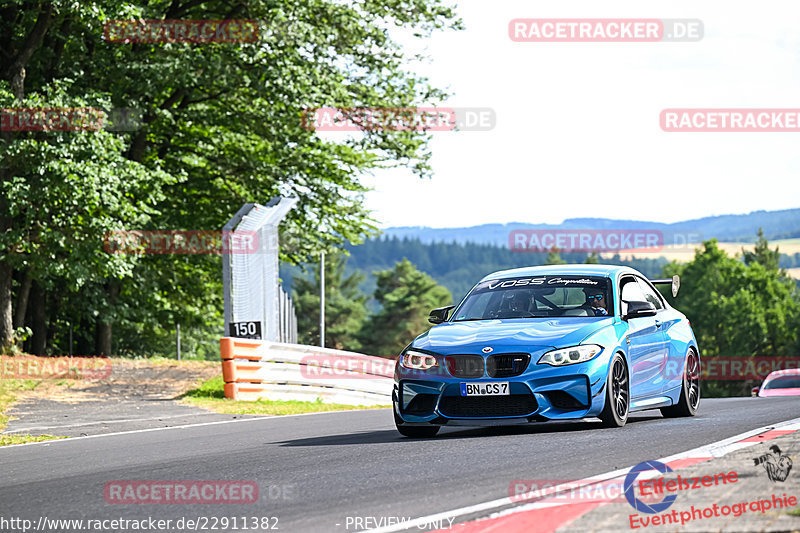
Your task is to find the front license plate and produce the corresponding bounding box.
[460,382,510,396]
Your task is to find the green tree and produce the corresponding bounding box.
[0,86,172,354]
[359,259,451,356]
[545,247,565,265]
[584,252,600,264]
[0,0,461,354]
[661,238,800,396]
[743,228,780,271]
[292,253,366,351]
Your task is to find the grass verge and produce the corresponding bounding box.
[0,378,65,446]
[180,375,390,416]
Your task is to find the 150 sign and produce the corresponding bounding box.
[230,321,262,339]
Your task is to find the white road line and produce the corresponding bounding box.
[362,415,800,533]
[0,408,388,449]
[3,413,213,433]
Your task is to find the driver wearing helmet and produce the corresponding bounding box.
[501,291,530,317]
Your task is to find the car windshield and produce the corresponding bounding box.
[452,275,612,320]
[762,375,800,389]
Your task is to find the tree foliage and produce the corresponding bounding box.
[329,237,668,302]
[358,258,451,356]
[661,236,800,396]
[544,247,566,265]
[0,0,461,355]
[742,228,781,271]
[292,252,366,351]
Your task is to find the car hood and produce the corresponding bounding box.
[412,318,615,355]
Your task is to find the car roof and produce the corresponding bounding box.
[480,264,640,282]
[765,368,800,379]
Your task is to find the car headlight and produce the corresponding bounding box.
[400,350,438,370]
[538,345,603,366]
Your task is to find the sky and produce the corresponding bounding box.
[356,0,800,229]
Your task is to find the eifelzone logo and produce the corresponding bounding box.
[753,445,793,482]
[624,461,677,514]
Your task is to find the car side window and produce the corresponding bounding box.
[636,278,664,310]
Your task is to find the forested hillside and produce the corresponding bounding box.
[281,237,669,304]
[282,233,800,305]
[384,208,800,246]
[286,234,800,397]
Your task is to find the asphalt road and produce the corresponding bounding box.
[0,398,798,533]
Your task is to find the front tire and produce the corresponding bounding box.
[394,410,440,438]
[599,353,629,427]
[661,349,700,418]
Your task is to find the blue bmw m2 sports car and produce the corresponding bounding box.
[393,265,700,437]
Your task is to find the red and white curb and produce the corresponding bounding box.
[363,416,800,533]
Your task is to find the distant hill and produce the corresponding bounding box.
[281,208,800,306]
[382,208,800,246]
[282,239,671,306]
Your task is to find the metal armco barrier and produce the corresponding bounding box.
[220,337,394,405]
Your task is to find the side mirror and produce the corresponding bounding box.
[751,387,760,397]
[428,305,455,324]
[623,300,657,320]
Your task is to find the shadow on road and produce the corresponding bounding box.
[276,414,663,447]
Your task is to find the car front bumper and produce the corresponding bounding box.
[394,348,612,426]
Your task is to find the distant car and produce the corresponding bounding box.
[752,369,800,397]
[393,265,701,437]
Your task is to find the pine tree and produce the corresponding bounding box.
[743,228,781,271]
[292,253,367,350]
[545,247,566,265]
[359,259,451,356]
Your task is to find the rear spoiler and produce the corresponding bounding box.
[649,275,680,297]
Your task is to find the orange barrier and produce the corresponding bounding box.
[224,382,269,402]
[220,337,263,361]
[220,337,394,404]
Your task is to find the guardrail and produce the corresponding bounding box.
[220,337,395,405]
